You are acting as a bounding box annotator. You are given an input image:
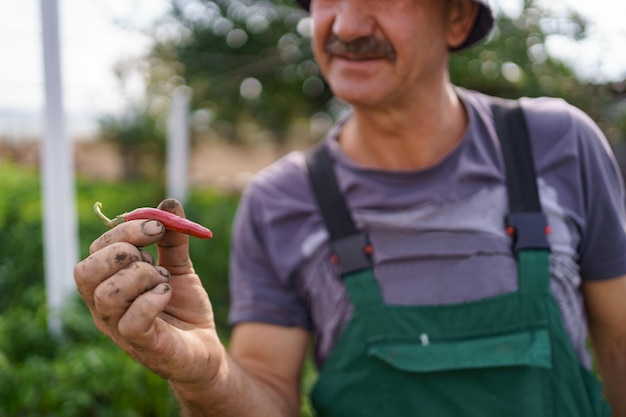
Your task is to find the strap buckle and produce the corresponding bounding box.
[506,212,551,253]
[330,233,374,276]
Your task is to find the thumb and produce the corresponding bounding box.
[156,198,194,276]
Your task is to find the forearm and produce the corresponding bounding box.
[170,347,299,417]
[584,277,626,417]
[592,341,626,417]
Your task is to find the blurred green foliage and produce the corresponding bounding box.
[147,0,333,145]
[0,160,243,416]
[0,163,44,315]
[450,2,625,142]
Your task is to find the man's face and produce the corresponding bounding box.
[310,0,454,109]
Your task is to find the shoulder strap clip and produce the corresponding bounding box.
[492,98,551,253]
[306,143,374,276]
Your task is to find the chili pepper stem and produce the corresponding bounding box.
[94,202,125,228]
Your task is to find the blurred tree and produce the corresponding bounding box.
[145,0,334,145]
[452,2,584,96]
[99,106,166,181]
[449,0,624,136]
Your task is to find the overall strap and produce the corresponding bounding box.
[306,143,381,308]
[305,143,374,277]
[492,98,551,292]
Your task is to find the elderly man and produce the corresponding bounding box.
[74,0,626,415]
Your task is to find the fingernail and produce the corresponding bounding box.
[142,220,164,237]
[156,266,171,281]
[151,283,171,295]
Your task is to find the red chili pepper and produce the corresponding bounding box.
[94,202,213,239]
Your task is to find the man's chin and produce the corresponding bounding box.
[325,58,390,88]
[330,86,386,108]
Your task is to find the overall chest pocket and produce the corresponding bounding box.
[365,328,552,417]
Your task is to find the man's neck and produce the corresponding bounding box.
[338,85,468,171]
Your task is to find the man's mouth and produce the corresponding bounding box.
[335,52,388,61]
[324,34,397,62]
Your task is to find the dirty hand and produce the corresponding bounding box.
[74,198,223,386]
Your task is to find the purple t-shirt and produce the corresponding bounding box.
[228,88,626,369]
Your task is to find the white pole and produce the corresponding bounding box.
[40,0,78,336]
[167,86,192,203]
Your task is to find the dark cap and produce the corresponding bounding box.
[294,0,495,51]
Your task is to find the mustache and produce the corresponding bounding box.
[324,34,397,62]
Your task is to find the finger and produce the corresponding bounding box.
[118,283,173,350]
[93,262,171,327]
[89,219,166,254]
[156,199,194,276]
[140,249,155,265]
[74,241,149,306]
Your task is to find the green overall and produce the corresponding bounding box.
[305,100,611,417]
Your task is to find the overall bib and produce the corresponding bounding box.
[305,100,611,417]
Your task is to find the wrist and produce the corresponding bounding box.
[169,341,228,397]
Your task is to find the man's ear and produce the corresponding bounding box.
[446,0,480,49]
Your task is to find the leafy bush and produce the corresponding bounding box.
[0,162,45,314]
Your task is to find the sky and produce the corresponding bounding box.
[0,0,625,138]
[0,0,168,137]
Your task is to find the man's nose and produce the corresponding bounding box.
[331,0,376,42]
